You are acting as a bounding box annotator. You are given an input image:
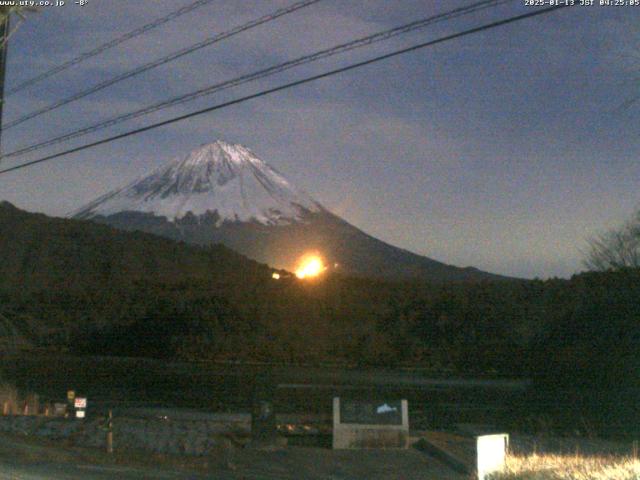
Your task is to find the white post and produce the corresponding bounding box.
[477,433,509,480]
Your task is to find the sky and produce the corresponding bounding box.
[0,0,638,279]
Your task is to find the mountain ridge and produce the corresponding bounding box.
[73,140,510,282]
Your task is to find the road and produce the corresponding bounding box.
[0,432,464,480]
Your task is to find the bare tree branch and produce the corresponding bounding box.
[584,209,640,271]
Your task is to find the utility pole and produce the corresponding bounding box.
[0,14,9,156]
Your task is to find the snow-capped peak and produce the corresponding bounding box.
[72,140,323,225]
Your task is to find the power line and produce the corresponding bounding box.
[1,0,511,158]
[1,0,324,130]
[4,0,218,97]
[0,4,569,177]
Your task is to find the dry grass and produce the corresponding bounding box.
[490,453,640,480]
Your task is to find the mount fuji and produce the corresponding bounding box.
[73,140,504,282]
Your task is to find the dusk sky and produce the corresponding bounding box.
[0,0,638,279]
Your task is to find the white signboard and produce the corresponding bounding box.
[74,397,87,409]
[332,397,409,449]
[477,433,509,480]
[76,410,86,419]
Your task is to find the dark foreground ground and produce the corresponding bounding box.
[2,429,635,480]
[0,432,464,480]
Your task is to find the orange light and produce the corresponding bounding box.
[295,255,326,279]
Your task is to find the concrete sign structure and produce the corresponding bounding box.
[332,397,409,449]
[53,403,67,417]
[477,433,509,480]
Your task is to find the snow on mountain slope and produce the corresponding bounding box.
[73,140,323,226]
[71,140,510,282]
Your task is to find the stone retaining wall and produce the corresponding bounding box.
[0,413,251,456]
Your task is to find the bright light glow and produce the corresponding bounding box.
[272,273,281,280]
[295,255,326,279]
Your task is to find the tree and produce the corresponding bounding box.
[584,208,640,271]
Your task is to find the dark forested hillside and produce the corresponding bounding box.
[2,201,640,433]
[0,201,534,366]
[1,201,638,369]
